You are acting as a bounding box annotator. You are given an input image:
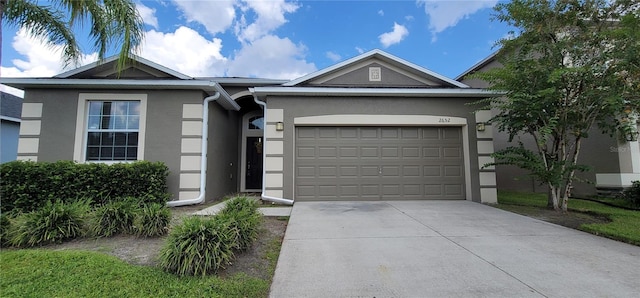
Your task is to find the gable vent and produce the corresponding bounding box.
[369,67,381,82]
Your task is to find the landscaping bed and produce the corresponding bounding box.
[493,191,640,246]
[1,199,288,297]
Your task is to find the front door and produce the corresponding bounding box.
[241,112,264,192]
[245,136,263,190]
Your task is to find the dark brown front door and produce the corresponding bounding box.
[245,136,263,190]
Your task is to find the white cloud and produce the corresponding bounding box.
[236,0,299,42]
[355,47,365,54]
[137,2,159,29]
[172,0,299,43]
[1,28,97,78]
[172,0,236,34]
[1,28,97,96]
[326,51,341,62]
[378,10,384,16]
[2,0,312,86]
[139,26,227,77]
[417,0,497,42]
[379,22,409,48]
[227,35,316,80]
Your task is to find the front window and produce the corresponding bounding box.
[248,116,264,130]
[86,101,140,161]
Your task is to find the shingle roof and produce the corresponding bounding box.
[1,92,23,120]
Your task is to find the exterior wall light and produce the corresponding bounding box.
[476,122,486,132]
[275,121,284,131]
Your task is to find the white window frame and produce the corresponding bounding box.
[74,93,147,163]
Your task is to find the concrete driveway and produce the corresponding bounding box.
[269,201,640,297]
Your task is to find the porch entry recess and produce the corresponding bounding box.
[294,126,465,201]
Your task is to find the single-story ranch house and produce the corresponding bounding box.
[2,49,638,205]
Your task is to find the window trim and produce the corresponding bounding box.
[74,93,147,163]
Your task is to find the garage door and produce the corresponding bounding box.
[295,126,465,201]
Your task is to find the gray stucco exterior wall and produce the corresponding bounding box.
[20,88,208,200]
[25,89,79,161]
[266,96,484,202]
[206,102,239,201]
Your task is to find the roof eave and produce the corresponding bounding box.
[0,78,239,111]
[455,51,499,81]
[54,54,193,80]
[283,49,469,88]
[251,86,502,98]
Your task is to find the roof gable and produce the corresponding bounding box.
[284,49,468,88]
[55,55,192,80]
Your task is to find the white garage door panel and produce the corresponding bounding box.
[295,126,465,201]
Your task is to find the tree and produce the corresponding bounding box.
[0,0,144,71]
[475,0,640,212]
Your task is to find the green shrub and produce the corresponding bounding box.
[622,181,640,207]
[0,160,170,213]
[159,216,235,276]
[90,200,140,237]
[219,197,262,251]
[10,200,90,247]
[0,213,12,247]
[134,203,171,237]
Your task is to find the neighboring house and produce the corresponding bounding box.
[1,49,500,205]
[456,53,640,197]
[1,92,23,163]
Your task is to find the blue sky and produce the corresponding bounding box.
[1,0,511,95]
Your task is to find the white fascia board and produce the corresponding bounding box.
[455,51,499,81]
[251,87,502,98]
[212,82,240,111]
[208,77,288,86]
[283,50,381,86]
[54,54,193,80]
[54,56,120,78]
[283,49,469,88]
[1,78,209,89]
[0,115,21,123]
[372,50,470,88]
[0,78,239,111]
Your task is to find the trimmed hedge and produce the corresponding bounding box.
[0,160,170,213]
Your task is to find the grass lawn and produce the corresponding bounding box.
[496,191,640,246]
[0,238,281,298]
[0,214,285,298]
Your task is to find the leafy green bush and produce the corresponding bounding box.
[134,203,171,237]
[218,197,262,251]
[0,160,170,213]
[0,213,12,247]
[622,181,640,207]
[90,200,140,237]
[159,216,235,276]
[9,200,90,247]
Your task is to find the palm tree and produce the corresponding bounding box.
[1,0,144,72]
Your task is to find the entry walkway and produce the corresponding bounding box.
[270,201,640,297]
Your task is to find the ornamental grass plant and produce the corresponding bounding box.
[134,203,171,237]
[9,199,90,247]
[159,215,236,276]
